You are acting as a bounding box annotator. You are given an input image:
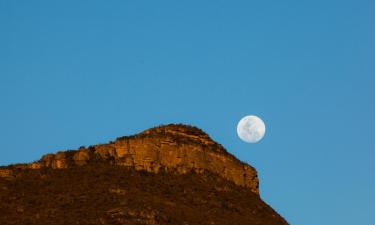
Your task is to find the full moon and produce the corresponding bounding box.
[237,115,266,143]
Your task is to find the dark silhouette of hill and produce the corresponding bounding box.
[0,124,288,225]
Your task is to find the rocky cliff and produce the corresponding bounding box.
[0,124,288,225]
[4,124,259,195]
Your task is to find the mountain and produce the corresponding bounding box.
[0,124,288,225]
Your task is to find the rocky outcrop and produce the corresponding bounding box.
[15,124,259,194]
[0,124,290,225]
[0,169,14,180]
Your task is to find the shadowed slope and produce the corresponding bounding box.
[0,164,288,225]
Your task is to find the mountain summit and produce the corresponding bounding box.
[0,124,288,225]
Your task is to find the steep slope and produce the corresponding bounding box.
[0,124,288,225]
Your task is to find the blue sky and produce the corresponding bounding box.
[1,1,374,224]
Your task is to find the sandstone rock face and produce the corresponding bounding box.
[28,124,259,194]
[0,169,14,179]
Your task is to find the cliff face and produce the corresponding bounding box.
[0,124,289,225]
[13,124,259,195]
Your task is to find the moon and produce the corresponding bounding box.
[237,115,266,143]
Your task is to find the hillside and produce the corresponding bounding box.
[0,124,288,225]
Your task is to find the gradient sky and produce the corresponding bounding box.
[1,1,374,224]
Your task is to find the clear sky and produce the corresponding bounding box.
[1,1,374,224]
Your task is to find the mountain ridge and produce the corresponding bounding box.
[0,124,289,225]
[1,124,259,194]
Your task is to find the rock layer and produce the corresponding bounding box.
[0,169,13,180]
[5,124,259,194]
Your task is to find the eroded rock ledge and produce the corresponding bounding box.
[1,124,259,194]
